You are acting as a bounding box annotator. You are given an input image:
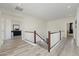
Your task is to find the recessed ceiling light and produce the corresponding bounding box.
[67,6,71,8]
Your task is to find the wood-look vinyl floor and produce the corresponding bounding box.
[0,36,79,56]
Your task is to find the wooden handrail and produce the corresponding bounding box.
[24,31,34,33]
[50,31,64,34]
[50,31,60,34]
[36,33,47,43]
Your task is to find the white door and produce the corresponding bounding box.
[0,18,4,47]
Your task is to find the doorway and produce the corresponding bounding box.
[67,23,73,38]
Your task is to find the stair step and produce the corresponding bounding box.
[37,41,48,49]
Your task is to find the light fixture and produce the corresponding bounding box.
[15,3,23,11]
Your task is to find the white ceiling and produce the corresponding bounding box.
[0,3,79,20]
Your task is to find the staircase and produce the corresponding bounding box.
[37,40,48,49]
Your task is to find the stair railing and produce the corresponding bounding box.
[24,30,47,44]
[24,30,63,52]
[24,31,36,43]
[48,31,62,52]
[35,31,47,44]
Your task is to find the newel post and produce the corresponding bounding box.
[34,31,36,43]
[59,31,61,40]
[48,31,50,52]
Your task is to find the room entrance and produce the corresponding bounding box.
[67,23,73,38]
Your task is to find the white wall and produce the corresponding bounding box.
[0,10,47,42]
[76,8,79,46]
[5,19,11,40]
[1,14,13,40]
[0,11,23,40]
[11,18,22,31]
[47,17,75,38]
[22,16,47,42]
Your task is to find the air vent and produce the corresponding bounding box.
[15,6,23,11]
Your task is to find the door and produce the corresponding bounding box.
[0,18,5,47]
